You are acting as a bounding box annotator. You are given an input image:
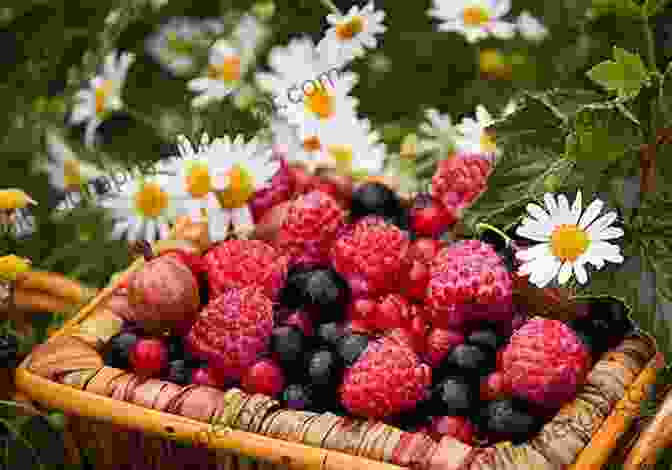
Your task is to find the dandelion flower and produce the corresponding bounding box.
[516,191,624,288]
[317,1,386,67]
[69,51,135,148]
[428,0,515,43]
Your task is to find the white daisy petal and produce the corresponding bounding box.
[516,221,553,241]
[544,193,558,217]
[526,203,550,223]
[208,209,231,242]
[489,20,516,39]
[557,194,571,224]
[557,261,573,285]
[593,227,624,241]
[573,261,588,284]
[586,211,618,234]
[515,243,551,262]
[589,241,623,263]
[571,190,582,224]
[578,198,604,229]
[531,258,562,288]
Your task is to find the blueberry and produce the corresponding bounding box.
[350,182,403,221]
[0,334,19,368]
[307,349,343,388]
[279,267,313,310]
[477,398,542,444]
[466,330,502,353]
[316,322,345,348]
[336,334,369,366]
[103,332,139,369]
[270,326,306,367]
[568,297,635,355]
[303,269,350,323]
[166,359,191,385]
[282,384,314,410]
[435,376,477,416]
[444,344,495,377]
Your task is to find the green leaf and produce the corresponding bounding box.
[643,0,671,16]
[590,0,644,17]
[565,104,643,171]
[587,47,650,99]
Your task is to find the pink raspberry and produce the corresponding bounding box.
[330,216,410,297]
[204,239,289,300]
[186,287,274,381]
[339,336,432,419]
[500,317,591,409]
[426,240,513,328]
[249,159,294,222]
[431,154,491,213]
[424,328,465,367]
[275,190,346,267]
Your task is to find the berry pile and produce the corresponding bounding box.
[103,166,634,447]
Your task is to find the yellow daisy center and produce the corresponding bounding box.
[305,86,335,119]
[134,182,169,218]
[63,159,83,190]
[480,132,497,153]
[95,79,114,115]
[215,165,255,209]
[302,136,322,152]
[207,56,242,83]
[479,49,506,75]
[550,224,590,263]
[0,189,35,211]
[335,16,365,40]
[327,144,353,171]
[185,163,211,198]
[0,255,31,281]
[462,6,490,26]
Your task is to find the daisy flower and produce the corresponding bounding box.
[0,189,37,235]
[418,108,459,157]
[270,119,327,173]
[101,173,180,243]
[231,13,270,55]
[188,39,249,108]
[454,105,498,158]
[69,51,135,148]
[43,131,104,194]
[516,11,548,42]
[145,17,224,77]
[516,191,625,288]
[317,1,387,68]
[428,0,516,43]
[318,116,386,177]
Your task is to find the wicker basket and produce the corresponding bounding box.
[7,220,672,470]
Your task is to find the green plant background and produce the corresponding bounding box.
[0,0,671,467]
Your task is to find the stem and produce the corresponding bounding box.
[641,15,659,204]
[319,0,342,15]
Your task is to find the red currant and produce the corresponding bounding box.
[410,196,456,238]
[129,338,168,377]
[240,359,285,397]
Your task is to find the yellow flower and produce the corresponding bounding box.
[0,255,32,281]
[0,189,37,211]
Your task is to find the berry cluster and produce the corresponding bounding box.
[102,162,634,447]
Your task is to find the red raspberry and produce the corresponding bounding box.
[480,371,511,401]
[330,216,410,298]
[241,359,285,397]
[191,366,228,387]
[250,159,293,222]
[160,250,207,277]
[425,328,465,367]
[339,336,432,419]
[426,240,513,328]
[373,294,413,331]
[409,193,457,237]
[129,338,168,377]
[204,239,289,300]
[431,154,491,213]
[275,190,346,267]
[500,317,591,409]
[401,238,445,301]
[186,287,274,381]
[427,416,475,445]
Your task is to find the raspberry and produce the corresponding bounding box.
[339,336,432,420]
[401,238,444,301]
[431,154,491,213]
[409,193,457,238]
[190,366,227,387]
[204,239,289,300]
[241,359,285,397]
[275,190,346,267]
[426,240,513,328]
[425,328,465,367]
[160,250,207,277]
[480,371,511,401]
[500,317,591,409]
[186,287,274,381]
[330,216,410,298]
[250,159,293,222]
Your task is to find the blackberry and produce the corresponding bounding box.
[0,334,19,368]
[166,359,191,385]
[350,182,403,221]
[443,344,495,378]
[279,267,313,310]
[270,326,306,368]
[335,334,369,366]
[307,349,343,388]
[103,332,139,369]
[466,330,502,353]
[281,268,350,324]
[282,384,314,410]
[316,322,345,348]
[568,297,635,355]
[435,376,477,416]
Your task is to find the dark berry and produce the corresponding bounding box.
[0,334,19,368]
[435,376,477,416]
[270,326,306,367]
[479,227,516,272]
[466,330,501,353]
[350,182,403,221]
[279,267,313,310]
[568,297,635,354]
[166,336,186,362]
[307,349,343,388]
[410,194,456,238]
[282,384,314,410]
[336,334,369,366]
[477,398,542,444]
[316,322,346,348]
[302,269,350,323]
[129,338,168,377]
[444,344,495,377]
[103,332,139,369]
[166,359,191,385]
[198,272,210,307]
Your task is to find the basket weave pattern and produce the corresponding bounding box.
[13,253,666,470]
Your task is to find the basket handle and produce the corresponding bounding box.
[623,386,672,469]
